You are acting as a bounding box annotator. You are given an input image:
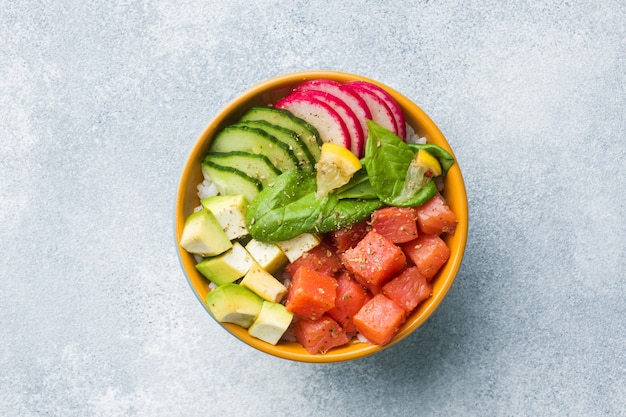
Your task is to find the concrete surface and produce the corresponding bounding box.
[1,1,624,416]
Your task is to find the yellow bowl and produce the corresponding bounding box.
[175,70,468,363]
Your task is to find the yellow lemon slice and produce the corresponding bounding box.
[415,149,442,176]
[315,143,362,197]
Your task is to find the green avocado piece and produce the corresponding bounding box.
[248,301,294,345]
[195,242,254,286]
[201,194,249,240]
[179,208,232,257]
[205,283,263,329]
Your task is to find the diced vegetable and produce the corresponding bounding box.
[195,242,254,286]
[400,234,450,281]
[381,266,432,313]
[285,266,337,321]
[248,301,293,345]
[293,314,351,354]
[240,262,288,303]
[244,239,288,274]
[340,230,407,294]
[370,206,419,243]
[205,283,263,329]
[415,193,457,235]
[353,294,406,346]
[180,208,232,257]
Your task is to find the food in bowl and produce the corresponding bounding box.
[175,71,467,362]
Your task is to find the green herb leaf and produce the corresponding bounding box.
[408,143,455,176]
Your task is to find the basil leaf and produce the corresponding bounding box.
[247,170,321,241]
[364,120,421,204]
[408,143,455,176]
[316,199,384,233]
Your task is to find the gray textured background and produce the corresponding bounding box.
[1,1,624,416]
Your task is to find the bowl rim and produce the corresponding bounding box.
[175,70,468,363]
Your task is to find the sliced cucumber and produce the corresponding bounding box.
[234,120,315,170]
[201,160,262,203]
[210,125,299,173]
[203,151,280,188]
[240,106,322,162]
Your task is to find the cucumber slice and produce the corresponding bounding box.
[210,125,299,173]
[240,106,322,162]
[201,160,262,203]
[234,120,315,170]
[203,151,280,188]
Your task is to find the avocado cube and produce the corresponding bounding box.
[244,239,288,274]
[205,283,263,329]
[180,208,232,257]
[195,242,254,286]
[276,233,321,263]
[201,194,249,240]
[240,263,288,303]
[248,301,294,345]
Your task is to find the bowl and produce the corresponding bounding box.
[175,70,468,363]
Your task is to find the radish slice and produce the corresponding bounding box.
[275,92,350,149]
[342,83,397,136]
[345,81,406,140]
[297,80,372,147]
[298,89,364,157]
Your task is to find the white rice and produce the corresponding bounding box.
[405,123,427,145]
[197,168,219,200]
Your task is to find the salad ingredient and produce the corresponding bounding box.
[315,142,362,197]
[364,120,438,207]
[201,161,262,203]
[284,241,343,277]
[195,242,254,286]
[200,194,249,240]
[400,234,451,280]
[301,89,364,156]
[236,120,315,170]
[414,149,442,177]
[329,220,370,252]
[408,143,455,176]
[353,294,407,346]
[285,266,338,321]
[275,91,351,149]
[180,208,232,256]
[327,272,371,333]
[381,267,432,313]
[295,79,372,155]
[293,314,351,354]
[246,169,381,242]
[244,239,288,274]
[239,106,322,162]
[415,193,457,235]
[342,82,398,137]
[345,80,406,140]
[370,206,419,244]
[205,283,263,329]
[275,232,321,263]
[203,151,281,189]
[210,125,301,172]
[240,262,288,303]
[248,301,294,345]
[340,230,407,294]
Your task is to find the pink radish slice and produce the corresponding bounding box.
[296,80,372,149]
[345,81,406,140]
[342,83,398,136]
[275,92,350,149]
[298,89,364,157]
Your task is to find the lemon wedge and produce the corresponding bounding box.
[315,143,362,197]
[415,149,442,176]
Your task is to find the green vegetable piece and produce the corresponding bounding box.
[408,143,455,176]
[205,283,263,329]
[364,120,438,207]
